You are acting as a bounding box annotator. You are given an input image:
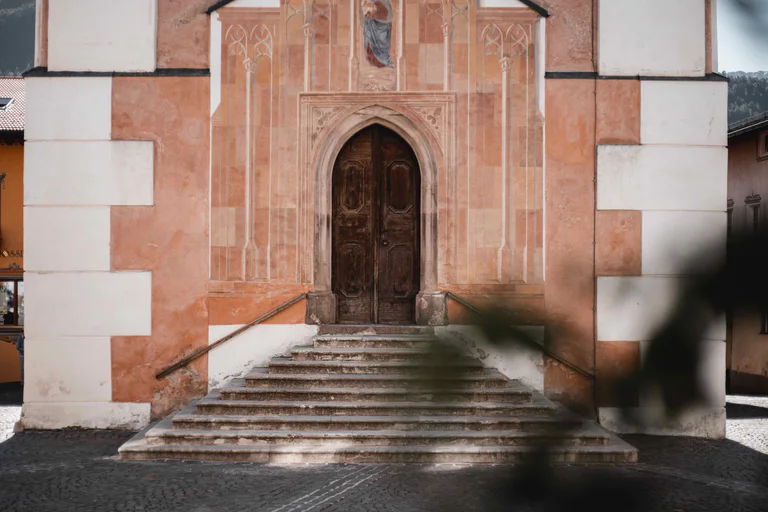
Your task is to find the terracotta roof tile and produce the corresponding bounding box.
[0,77,25,132]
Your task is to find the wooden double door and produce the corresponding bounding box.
[332,125,421,324]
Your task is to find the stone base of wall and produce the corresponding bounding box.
[19,402,150,430]
[599,406,726,439]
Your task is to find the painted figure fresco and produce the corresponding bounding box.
[360,0,395,90]
[362,0,393,68]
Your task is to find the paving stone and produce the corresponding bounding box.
[1,397,768,511]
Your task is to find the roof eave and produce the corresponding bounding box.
[207,0,549,17]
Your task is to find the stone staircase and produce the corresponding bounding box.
[119,325,637,463]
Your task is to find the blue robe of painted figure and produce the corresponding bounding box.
[363,0,393,68]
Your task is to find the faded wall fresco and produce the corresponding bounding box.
[210,0,544,292]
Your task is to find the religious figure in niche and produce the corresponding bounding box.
[362,0,393,68]
[360,0,396,90]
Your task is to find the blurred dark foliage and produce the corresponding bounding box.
[415,228,768,510]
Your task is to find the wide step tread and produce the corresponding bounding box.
[171,414,583,432]
[120,443,638,463]
[119,326,638,463]
[220,386,531,403]
[148,428,610,447]
[245,368,509,389]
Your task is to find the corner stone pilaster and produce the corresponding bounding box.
[415,292,448,326]
[305,291,337,325]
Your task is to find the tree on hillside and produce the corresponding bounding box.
[726,72,768,125]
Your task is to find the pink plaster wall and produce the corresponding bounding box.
[111,77,211,419]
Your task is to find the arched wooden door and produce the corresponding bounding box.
[332,125,421,324]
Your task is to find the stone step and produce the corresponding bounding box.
[267,358,484,375]
[318,324,434,336]
[244,368,510,389]
[218,386,532,403]
[146,428,611,447]
[314,334,438,349]
[172,413,583,432]
[291,346,458,362]
[120,443,638,464]
[195,398,557,417]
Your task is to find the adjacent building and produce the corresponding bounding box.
[20,0,727,438]
[727,112,768,393]
[0,77,25,385]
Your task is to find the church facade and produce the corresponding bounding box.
[21,0,727,437]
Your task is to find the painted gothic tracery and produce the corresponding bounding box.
[210,1,544,288]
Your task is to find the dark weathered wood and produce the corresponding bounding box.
[332,125,420,324]
[155,293,307,380]
[377,126,420,324]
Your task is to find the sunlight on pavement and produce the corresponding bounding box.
[0,406,21,444]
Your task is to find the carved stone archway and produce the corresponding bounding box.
[300,93,456,325]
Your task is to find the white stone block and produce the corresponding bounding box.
[597,145,727,211]
[19,402,151,430]
[25,141,154,206]
[598,340,726,439]
[598,0,705,76]
[436,325,545,392]
[641,211,727,275]
[25,77,112,141]
[25,272,152,338]
[597,276,726,341]
[48,0,157,72]
[23,337,112,402]
[641,81,728,146]
[208,324,319,390]
[24,206,111,271]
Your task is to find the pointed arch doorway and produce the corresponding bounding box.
[332,124,421,324]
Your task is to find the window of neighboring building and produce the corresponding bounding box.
[762,307,768,335]
[727,199,734,238]
[759,131,768,161]
[0,278,23,328]
[746,195,762,235]
[0,98,12,111]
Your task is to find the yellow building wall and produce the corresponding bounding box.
[0,144,23,383]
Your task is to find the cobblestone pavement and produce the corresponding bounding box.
[1,398,768,512]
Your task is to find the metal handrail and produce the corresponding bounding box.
[155,293,307,380]
[444,291,595,380]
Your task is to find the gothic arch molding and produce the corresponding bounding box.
[300,94,455,325]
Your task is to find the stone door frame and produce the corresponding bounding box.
[299,92,456,325]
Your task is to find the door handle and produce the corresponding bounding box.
[382,239,389,246]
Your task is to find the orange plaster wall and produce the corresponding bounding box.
[0,145,24,383]
[37,0,49,68]
[543,79,596,405]
[543,358,594,416]
[596,80,641,146]
[110,77,210,419]
[596,341,640,407]
[595,211,641,276]
[208,284,311,325]
[157,0,210,69]
[541,0,595,73]
[0,145,24,270]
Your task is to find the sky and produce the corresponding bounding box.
[718,0,768,72]
[0,0,767,75]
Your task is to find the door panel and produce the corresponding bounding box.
[332,125,419,324]
[377,128,420,324]
[333,129,374,324]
